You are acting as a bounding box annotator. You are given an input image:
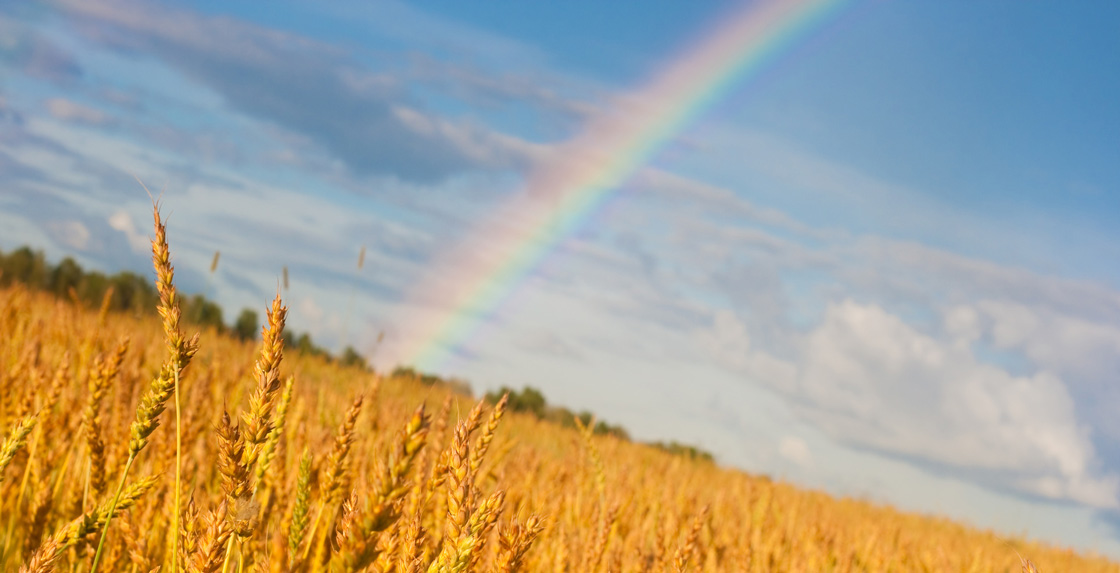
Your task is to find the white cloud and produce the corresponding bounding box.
[853,237,1120,322]
[700,301,1119,508]
[779,436,812,467]
[977,300,1041,349]
[48,0,567,183]
[632,167,846,243]
[43,97,110,125]
[44,219,91,250]
[516,330,584,360]
[107,209,148,253]
[975,300,1120,380]
[390,105,545,170]
[300,296,325,324]
[697,309,751,366]
[943,305,982,344]
[696,309,799,394]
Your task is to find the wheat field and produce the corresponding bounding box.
[0,206,1116,572]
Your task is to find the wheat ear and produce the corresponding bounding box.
[494,515,546,573]
[0,413,38,482]
[241,293,287,472]
[91,203,199,573]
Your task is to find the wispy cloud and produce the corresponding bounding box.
[0,15,83,82]
[43,97,111,125]
[407,54,601,123]
[45,0,571,183]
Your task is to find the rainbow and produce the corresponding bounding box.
[398,0,849,369]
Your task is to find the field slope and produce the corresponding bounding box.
[0,209,1116,572]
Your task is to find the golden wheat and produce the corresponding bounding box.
[0,204,1115,572]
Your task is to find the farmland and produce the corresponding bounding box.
[1,207,1116,572]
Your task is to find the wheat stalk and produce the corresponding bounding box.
[91,204,199,573]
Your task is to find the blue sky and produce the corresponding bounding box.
[3,0,1120,557]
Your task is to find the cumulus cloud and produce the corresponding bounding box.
[699,301,1119,508]
[107,209,148,253]
[975,300,1120,380]
[698,309,752,366]
[695,310,798,394]
[943,305,982,345]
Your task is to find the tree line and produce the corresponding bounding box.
[1,244,714,463]
[0,245,368,369]
[480,385,716,463]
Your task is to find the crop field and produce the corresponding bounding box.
[1,207,1116,572]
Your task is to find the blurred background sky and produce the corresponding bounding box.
[3,0,1120,557]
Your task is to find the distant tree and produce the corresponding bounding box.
[0,244,369,363]
[391,366,471,396]
[49,257,84,297]
[100,271,160,315]
[295,333,313,354]
[234,308,259,341]
[78,271,110,308]
[290,332,331,358]
[595,421,630,441]
[650,441,715,463]
[576,411,594,428]
[548,408,629,440]
[183,294,225,332]
[444,377,473,397]
[544,406,574,427]
[1,247,47,288]
[514,386,546,416]
[391,366,417,379]
[339,346,368,370]
[108,271,146,314]
[484,386,629,440]
[486,386,547,418]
